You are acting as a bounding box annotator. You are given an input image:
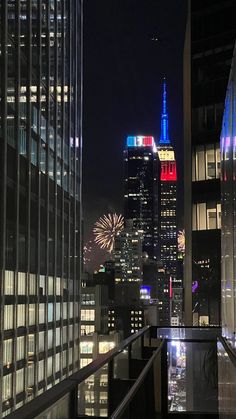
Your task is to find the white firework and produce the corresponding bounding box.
[93,213,124,252]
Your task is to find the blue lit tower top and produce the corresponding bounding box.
[159,78,170,144]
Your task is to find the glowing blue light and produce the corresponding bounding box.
[127,136,136,147]
[140,285,151,300]
[159,78,170,145]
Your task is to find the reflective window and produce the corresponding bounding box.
[31,138,37,166]
[192,202,221,230]
[48,330,53,349]
[56,328,61,346]
[39,275,45,295]
[28,363,35,387]
[48,303,54,322]
[38,360,44,382]
[4,305,13,330]
[28,334,35,356]
[17,304,25,327]
[17,336,25,361]
[55,353,60,372]
[56,303,61,321]
[39,303,45,323]
[29,274,36,295]
[47,356,53,376]
[4,270,14,294]
[18,272,26,295]
[193,144,220,181]
[3,374,12,401]
[29,304,35,326]
[48,276,54,295]
[39,331,45,352]
[3,339,13,366]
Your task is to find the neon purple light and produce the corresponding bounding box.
[225,136,230,153]
[192,281,199,293]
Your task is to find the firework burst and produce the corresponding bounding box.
[93,213,124,252]
[83,240,93,266]
[178,229,185,253]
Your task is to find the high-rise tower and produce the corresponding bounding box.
[0,1,82,414]
[157,80,181,323]
[124,136,158,260]
[184,0,236,325]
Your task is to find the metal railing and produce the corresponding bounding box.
[6,326,231,419]
[7,326,153,419]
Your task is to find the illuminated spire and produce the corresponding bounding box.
[160,77,170,144]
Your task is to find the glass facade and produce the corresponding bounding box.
[184,0,236,325]
[221,43,236,346]
[192,144,221,181]
[124,141,158,260]
[0,0,82,415]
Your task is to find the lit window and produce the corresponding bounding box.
[99,341,115,354]
[29,304,35,326]
[3,374,12,401]
[4,305,13,330]
[81,309,95,321]
[80,341,93,354]
[4,270,14,295]
[3,339,13,366]
[17,305,25,327]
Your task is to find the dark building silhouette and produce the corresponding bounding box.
[0,1,82,413]
[184,0,236,325]
[124,136,158,260]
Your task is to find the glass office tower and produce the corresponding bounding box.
[124,136,158,260]
[0,1,82,415]
[184,0,236,325]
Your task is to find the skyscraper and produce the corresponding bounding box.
[124,136,158,260]
[183,0,236,325]
[113,220,142,284]
[0,1,82,414]
[157,80,181,323]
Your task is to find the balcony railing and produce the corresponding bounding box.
[6,326,236,419]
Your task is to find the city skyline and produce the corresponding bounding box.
[1,1,236,418]
[83,0,187,249]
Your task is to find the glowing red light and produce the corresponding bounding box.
[160,161,177,181]
[169,276,173,298]
[143,136,154,146]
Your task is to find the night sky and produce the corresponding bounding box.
[83,0,187,269]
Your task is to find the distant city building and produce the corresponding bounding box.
[113,220,143,283]
[157,79,182,323]
[79,285,120,417]
[184,0,236,325]
[81,286,109,336]
[143,259,170,326]
[108,304,144,338]
[124,136,159,259]
[0,1,82,414]
[93,261,115,300]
